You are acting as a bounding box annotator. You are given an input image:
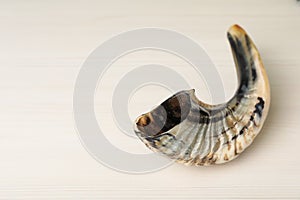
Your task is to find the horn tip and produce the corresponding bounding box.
[228,24,246,35]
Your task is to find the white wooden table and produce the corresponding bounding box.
[0,0,300,199]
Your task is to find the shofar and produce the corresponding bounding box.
[134,24,270,166]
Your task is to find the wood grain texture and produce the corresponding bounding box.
[0,0,300,199]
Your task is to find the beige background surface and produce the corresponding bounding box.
[0,0,300,199]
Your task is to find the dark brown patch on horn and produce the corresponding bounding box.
[136,90,192,137]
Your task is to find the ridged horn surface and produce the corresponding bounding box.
[134,24,270,166]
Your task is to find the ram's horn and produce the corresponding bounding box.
[134,24,270,166]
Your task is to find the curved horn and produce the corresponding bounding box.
[134,24,270,166]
